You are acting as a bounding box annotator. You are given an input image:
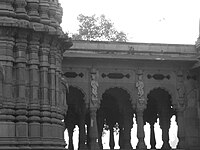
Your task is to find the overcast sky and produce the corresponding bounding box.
[59,0,200,44]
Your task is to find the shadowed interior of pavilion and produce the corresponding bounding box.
[64,86,179,150]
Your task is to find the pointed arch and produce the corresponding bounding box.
[99,86,136,109]
[145,85,177,109]
[67,85,87,105]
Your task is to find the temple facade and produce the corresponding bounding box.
[63,40,200,150]
[0,0,72,149]
[0,0,200,150]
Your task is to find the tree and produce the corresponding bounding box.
[72,14,127,42]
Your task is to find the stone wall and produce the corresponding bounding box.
[0,0,72,149]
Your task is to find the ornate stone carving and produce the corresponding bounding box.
[0,0,72,149]
[0,0,15,17]
[49,0,57,27]
[26,0,40,21]
[176,71,185,108]
[39,0,50,24]
[14,0,28,19]
[91,69,99,101]
[136,70,146,108]
[56,2,63,24]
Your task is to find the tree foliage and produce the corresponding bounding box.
[72,14,127,42]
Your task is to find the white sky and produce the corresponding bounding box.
[59,0,200,44]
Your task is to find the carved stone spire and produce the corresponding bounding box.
[0,0,72,149]
[195,18,200,51]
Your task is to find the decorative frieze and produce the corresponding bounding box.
[64,72,84,78]
[147,73,170,80]
[101,72,130,79]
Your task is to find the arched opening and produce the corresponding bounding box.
[144,88,178,149]
[64,86,88,150]
[97,87,134,149]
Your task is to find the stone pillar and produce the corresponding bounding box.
[136,69,147,149]
[119,127,124,148]
[150,123,156,149]
[28,32,41,147]
[123,113,133,149]
[177,109,185,149]
[0,27,16,149]
[15,29,29,149]
[51,42,67,148]
[79,112,87,150]
[109,126,115,149]
[176,71,186,149]
[136,109,147,149]
[68,123,75,150]
[89,68,100,150]
[160,117,171,149]
[49,44,56,106]
[89,108,99,150]
[97,110,104,149]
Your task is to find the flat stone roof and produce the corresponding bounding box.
[64,40,198,62]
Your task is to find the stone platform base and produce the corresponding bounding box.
[74,149,185,150]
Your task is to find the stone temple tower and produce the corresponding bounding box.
[0,0,72,149]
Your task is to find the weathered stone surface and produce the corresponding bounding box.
[63,40,200,150]
[0,0,72,149]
